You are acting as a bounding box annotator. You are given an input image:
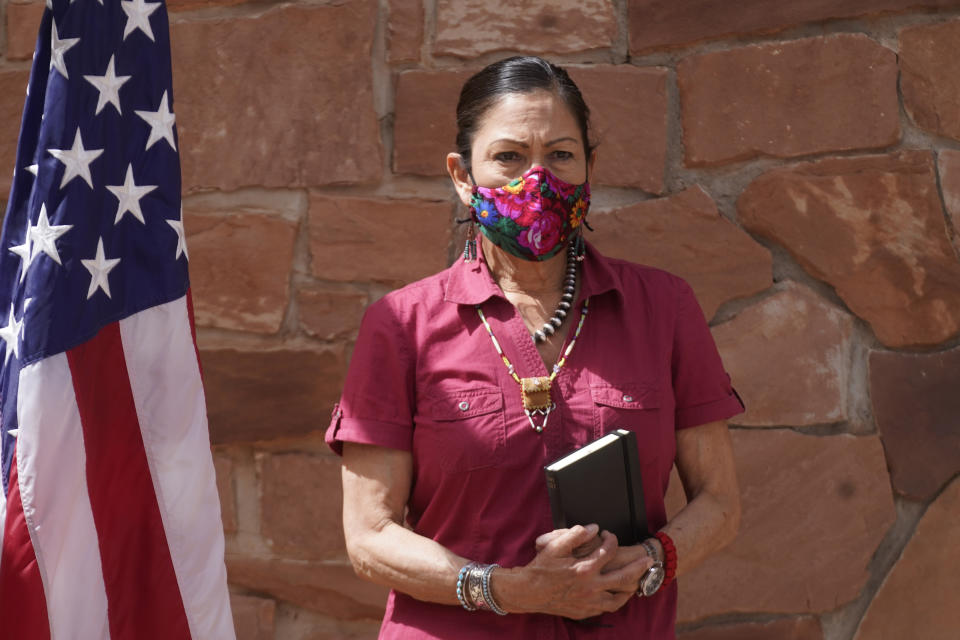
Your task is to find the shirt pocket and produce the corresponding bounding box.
[590,382,663,442]
[590,382,667,507]
[415,386,506,474]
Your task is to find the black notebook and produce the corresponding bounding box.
[544,429,649,546]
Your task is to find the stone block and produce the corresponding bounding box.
[308,194,451,285]
[230,593,275,640]
[434,0,617,59]
[297,285,367,340]
[392,70,474,176]
[936,149,960,253]
[6,1,45,61]
[678,430,895,621]
[712,283,854,427]
[213,453,237,535]
[185,211,297,334]
[901,20,960,143]
[589,186,772,321]
[738,151,960,348]
[171,3,382,191]
[855,478,960,640]
[167,0,246,11]
[628,0,960,53]
[679,617,823,640]
[387,0,423,63]
[678,35,899,166]
[869,347,960,501]
[567,65,667,192]
[0,70,30,203]
[259,452,345,561]
[200,347,347,445]
[226,557,388,620]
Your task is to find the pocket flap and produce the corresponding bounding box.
[422,387,503,421]
[590,383,660,409]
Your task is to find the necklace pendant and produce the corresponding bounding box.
[524,404,556,433]
[521,376,552,411]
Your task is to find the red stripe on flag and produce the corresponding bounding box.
[66,323,192,640]
[0,449,52,640]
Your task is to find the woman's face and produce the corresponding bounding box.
[449,90,594,204]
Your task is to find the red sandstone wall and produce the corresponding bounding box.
[2,1,959,638]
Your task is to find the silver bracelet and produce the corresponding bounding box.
[641,539,660,563]
[457,562,479,611]
[467,563,490,611]
[481,564,507,616]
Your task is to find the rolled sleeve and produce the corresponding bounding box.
[325,297,416,455]
[671,279,745,430]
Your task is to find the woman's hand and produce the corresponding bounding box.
[534,527,604,558]
[599,543,653,590]
[493,525,652,619]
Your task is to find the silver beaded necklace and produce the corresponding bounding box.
[532,242,579,343]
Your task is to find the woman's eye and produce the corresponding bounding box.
[551,150,574,161]
[494,151,520,162]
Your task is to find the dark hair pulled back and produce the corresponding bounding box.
[455,56,594,173]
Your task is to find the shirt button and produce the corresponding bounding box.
[622,394,634,403]
[458,401,470,411]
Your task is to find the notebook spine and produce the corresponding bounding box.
[544,470,566,529]
[617,429,650,543]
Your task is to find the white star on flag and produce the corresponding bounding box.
[135,90,176,151]
[50,20,80,79]
[107,164,158,224]
[48,128,104,190]
[26,164,38,177]
[29,203,73,265]
[0,306,23,365]
[81,238,121,299]
[8,216,34,283]
[166,207,189,260]
[121,0,162,42]
[84,55,132,116]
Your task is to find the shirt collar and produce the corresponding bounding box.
[444,238,623,306]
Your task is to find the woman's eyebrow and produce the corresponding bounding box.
[489,138,529,147]
[488,137,578,147]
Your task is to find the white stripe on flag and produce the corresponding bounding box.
[16,354,111,640]
[119,296,235,640]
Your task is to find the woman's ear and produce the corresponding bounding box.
[587,148,598,182]
[446,153,474,206]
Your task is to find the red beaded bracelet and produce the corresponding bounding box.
[655,531,677,585]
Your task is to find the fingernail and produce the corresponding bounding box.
[585,523,599,535]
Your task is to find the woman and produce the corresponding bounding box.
[326,56,743,638]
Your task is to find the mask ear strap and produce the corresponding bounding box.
[460,161,479,263]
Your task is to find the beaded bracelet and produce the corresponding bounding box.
[655,531,678,586]
[481,563,507,616]
[457,562,479,611]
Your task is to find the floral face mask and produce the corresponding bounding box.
[470,165,590,261]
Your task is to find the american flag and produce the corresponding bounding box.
[0,1,235,638]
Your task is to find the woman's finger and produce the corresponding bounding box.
[594,555,652,593]
[542,524,600,556]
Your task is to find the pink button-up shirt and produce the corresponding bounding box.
[327,241,743,639]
